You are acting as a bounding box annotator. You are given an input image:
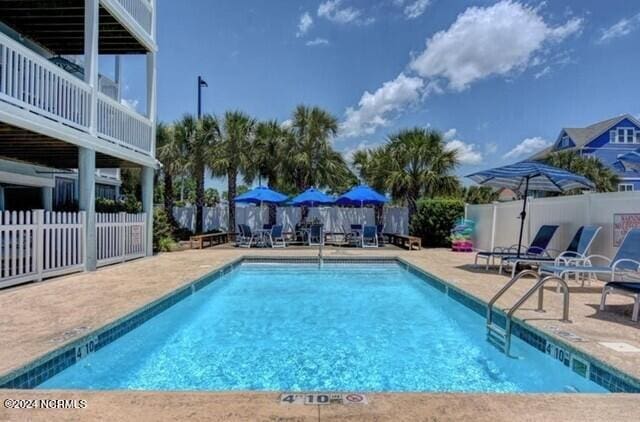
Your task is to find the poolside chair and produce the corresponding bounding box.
[539,229,640,301]
[474,225,559,270]
[308,224,324,246]
[266,225,286,248]
[347,224,363,247]
[238,224,258,248]
[236,224,247,247]
[376,224,385,246]
[362,225,378,248]
[601,281,640,322]
[503,225,602,278]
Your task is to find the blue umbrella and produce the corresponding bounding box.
[335,185,388,225]
[618,151,640,172]
[235,186,288,228]
[290,187,335,207]
[334,185,388,207]
[235,186,288,205]
[466,161,595,257]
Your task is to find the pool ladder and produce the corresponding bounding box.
[486,270,571,355]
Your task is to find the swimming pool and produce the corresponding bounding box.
[36,261,608,393]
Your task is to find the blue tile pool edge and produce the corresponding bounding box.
[0,255,638,393]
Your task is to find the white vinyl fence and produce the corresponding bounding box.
[0,210,85,289]
[466,191,640,259]
[174,205,409,235]
[96,213,147,267]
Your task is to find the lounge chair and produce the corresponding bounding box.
[347,224,362,247]
[601,282,640,322]
[266,225,286,248]
[474,225,559,270]
[539,229,640,304]
[308,224,324,246]
[503,225,601,278]
[362,225,378,248]
[238,224,258,248]
[376,224,385,246]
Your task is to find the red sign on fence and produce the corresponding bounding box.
[613,214,640,246]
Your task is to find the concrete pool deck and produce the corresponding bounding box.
[1,246,639,420]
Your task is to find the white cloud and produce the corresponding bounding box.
[598,13,640,43]
[281,119,293,129]
[443,129,483,164]
[409,1,583,91]
[341,73,424,137]
[445,139,483,164]
[400,0,431,19]
[297,12,313,37]
[485,142,498,154]
[504,136,551,159]
[306,37,330,47]
[317,0,373,25]
[534,65,551,79]
[120,98,139,110]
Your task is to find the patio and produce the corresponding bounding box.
[1,247,639,420]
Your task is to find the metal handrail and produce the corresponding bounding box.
[504,275,571,354]
[486,269,539,326]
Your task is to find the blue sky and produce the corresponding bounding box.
[137,0,640,191]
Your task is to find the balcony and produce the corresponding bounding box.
[0,31,153,161]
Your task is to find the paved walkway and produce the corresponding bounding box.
[0,246,639,420]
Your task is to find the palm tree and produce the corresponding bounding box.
[354,128,459,220]
[246,120,286,189]
[543,151,619,193]
[173,114,220,233]
[211,111,256,234]
[284,105,353,192]
[156,122,182,227]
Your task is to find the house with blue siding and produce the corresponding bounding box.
[532,114,640,192]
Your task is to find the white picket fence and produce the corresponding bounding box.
[0,210,86,289]
[96,213,147,267]
[173,205,409,235]
[466,191,640,259]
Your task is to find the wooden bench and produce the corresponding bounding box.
[384,233,421,250]
[190,232,229,249]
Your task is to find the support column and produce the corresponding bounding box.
[41,187,53,211]
[141,166,154,256]
[84,0,99,135]
[79,147,96,271]
[0,186,4,211]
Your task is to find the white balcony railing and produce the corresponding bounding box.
[114,0,153,36]
[0,32,91,130]
[0,31,153,156]
[97,92,152,154]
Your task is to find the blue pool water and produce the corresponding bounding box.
[40,263,606,392]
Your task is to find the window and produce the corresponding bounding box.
[611,127,639,144]
[618,184,634,192]
[557,135,573,149]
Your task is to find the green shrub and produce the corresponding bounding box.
[153,208,176,252]
[410,198,465,247]
[95,195,142,213]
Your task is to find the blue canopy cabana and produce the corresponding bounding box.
[466,161,595,257]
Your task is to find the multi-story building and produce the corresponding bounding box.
[0,0,157,271]
[532,114,640,192]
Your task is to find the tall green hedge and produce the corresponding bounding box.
[410,198,465,247]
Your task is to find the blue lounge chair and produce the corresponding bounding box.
[362,225,378,248]
[503,225,601,278]
[347,224,362,247]
[238,224,258,248]
[376,224,385,246]
[601,282,640,323]
[308,224,324,246]
[540,229,640,301]
[475,225,559,270]
[267,225,286,248]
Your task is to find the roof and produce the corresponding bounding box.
[531,114,640,160]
